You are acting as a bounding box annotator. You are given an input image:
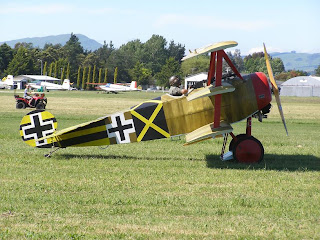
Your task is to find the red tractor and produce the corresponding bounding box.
[15,93,47,110]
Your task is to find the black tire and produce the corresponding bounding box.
[16,101,26,109]
[36,102,45,110]
[229,134,248,151]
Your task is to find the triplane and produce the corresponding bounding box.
[19,41,288,163]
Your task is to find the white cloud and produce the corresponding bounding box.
[154,14,273,31]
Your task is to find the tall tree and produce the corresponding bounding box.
[114,67,118,84]
[92,65,96,84]
[96,40,115,67]
[104,68,108,83]
[61,67,65,80]
[167,40,185,62]
[43,61,47,75]
[86,66,91,90]
[41,44,62,64]
[82,67,86,90]
[77,66,81,88]
[66,63,70,79]
[98,68,102,83]
[0,43,14,78]
[129,61,152,86]
[49,62,54,76]
[63,33,84,81]
[54,62,58,78]
[5,46,34,76]
[142,35,168,74]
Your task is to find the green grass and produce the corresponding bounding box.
[0,90,319,239]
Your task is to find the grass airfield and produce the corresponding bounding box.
[0,90,319,239]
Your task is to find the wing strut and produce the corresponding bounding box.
[207,50,243,128]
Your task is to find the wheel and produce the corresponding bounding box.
[36,102,45,110]
[16,101,26,109]
[229,134,247,151]
[232,136,264,163]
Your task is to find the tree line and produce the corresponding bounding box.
[0,33,317,89]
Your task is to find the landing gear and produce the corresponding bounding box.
[232,136,264,163]
[222,117,264,163]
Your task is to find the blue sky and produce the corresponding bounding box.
[1,0,319,55]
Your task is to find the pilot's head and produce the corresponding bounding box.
[169,76,181,87]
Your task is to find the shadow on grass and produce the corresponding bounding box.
[205,154,320,171]
[55,153,177,161]
[54,153,320,171]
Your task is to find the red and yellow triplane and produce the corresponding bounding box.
[19,41,288,163]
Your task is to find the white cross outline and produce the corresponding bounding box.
[106,113,135,144]
[22,112,55,147]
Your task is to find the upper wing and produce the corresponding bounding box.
[182,41,238,61]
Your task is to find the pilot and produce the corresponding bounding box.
[168,76,188,96]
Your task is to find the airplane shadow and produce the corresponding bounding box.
[205,154,320,171]
[54,153,320,172]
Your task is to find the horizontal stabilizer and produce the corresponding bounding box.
[182,41,238,61]
[187,83,235,101]
[184,122,233,145]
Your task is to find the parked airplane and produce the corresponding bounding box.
[98,81,139,93]
[0,75,14,89]
[29,79,76,91]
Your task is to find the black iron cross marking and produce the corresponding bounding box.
[108,116,133,141]
[24,114,53,145]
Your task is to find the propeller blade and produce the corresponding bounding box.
[263,43,278,91]
[263,43,289,136]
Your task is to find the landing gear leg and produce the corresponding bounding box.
[227,117,265,163]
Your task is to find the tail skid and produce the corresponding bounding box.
[44,147,61,158]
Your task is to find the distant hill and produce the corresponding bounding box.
[270,51,320,74]
[0,34,103,51]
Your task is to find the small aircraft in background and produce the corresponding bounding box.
[96,81,139,93]
[19,41,288,163]
[29,79,76,91]
[0,75,14,89]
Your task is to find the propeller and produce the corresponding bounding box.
[263,43,289,136]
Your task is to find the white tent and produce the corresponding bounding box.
[280,76,320,97]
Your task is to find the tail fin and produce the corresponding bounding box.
[130,81,137,89]
[62,79,70,89]
[6,75,14,85]
[20,110,58,148]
